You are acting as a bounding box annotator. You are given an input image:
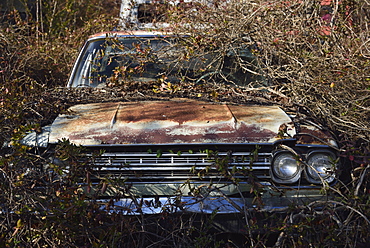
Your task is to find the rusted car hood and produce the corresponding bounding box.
[49,99,296,145]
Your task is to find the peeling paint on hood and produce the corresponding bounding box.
[49,99,296,145]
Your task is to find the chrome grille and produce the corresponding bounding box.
[85,151,272,182]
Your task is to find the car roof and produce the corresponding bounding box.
[88,30,169,40]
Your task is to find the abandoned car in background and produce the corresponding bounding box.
[22,31,341,214]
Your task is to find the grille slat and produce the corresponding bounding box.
[85,151,272,181]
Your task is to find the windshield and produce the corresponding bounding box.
[69,36,265,88]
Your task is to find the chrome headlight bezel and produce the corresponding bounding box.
[304,150,337,184]
[270,151,302,184]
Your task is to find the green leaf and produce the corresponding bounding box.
[156,149,162,158]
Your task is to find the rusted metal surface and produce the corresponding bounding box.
[296,124,337,147]
[49,99,296,145]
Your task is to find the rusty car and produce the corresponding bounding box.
[21,31,341,215]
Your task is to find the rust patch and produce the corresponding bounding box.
[296,125,336,146]
[116,101,233,125]
[49,99,294,145]
[66,122,277,144]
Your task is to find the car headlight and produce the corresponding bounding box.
[305,152,336,184]
[271,152,302,183]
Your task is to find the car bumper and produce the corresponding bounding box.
[96,187,331,215]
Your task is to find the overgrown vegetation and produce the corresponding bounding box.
[1,0,369,247]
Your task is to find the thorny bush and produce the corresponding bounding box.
[1,0,370,247]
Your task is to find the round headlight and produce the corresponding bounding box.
[271,152,301,183]
[305,152,336,184]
